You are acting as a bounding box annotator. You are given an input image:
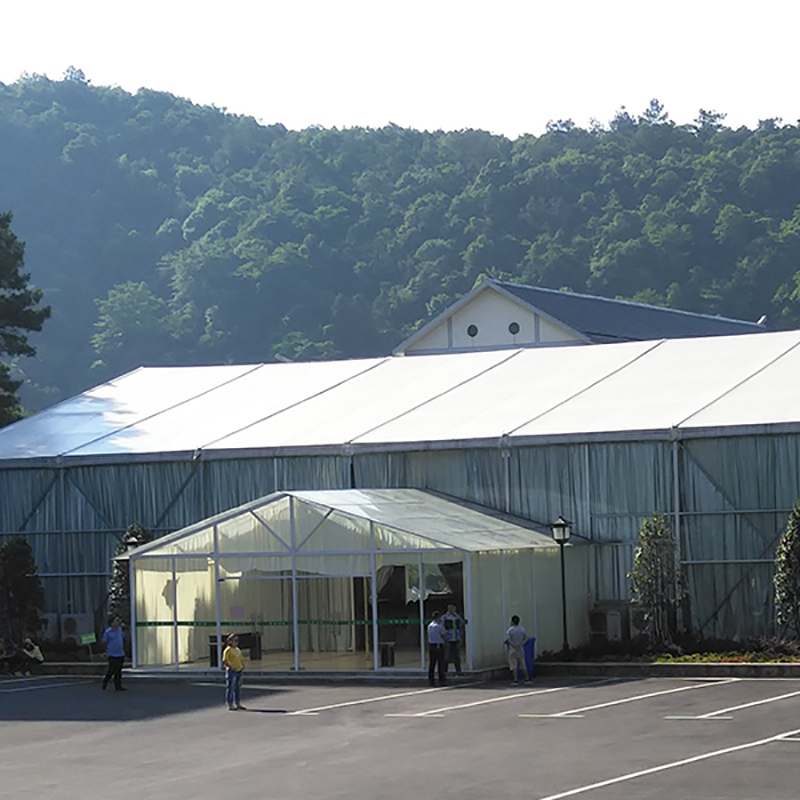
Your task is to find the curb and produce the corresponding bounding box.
[33,661,800,681]
[534,661,800,679]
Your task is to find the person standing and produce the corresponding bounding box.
[442,603,464,675]
[101,617,126,691]
[426,610,447,687]
[505,615,530,685]
[222,633,246,710]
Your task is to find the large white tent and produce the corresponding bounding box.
[2,329,800,641]
[125,488,587,671]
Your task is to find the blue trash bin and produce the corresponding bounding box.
[523,637,536,678]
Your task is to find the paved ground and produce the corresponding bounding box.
[2,672,799,799]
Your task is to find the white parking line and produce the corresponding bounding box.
[287,682,481,715]
[523,678,738,718]
[0,679,94,693]
[393,678,626,718]
[535,726,800,800]
[697,687,800,719]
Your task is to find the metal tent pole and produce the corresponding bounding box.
[172,557,179,670]
[129,558,138,668]
[370,521,379,672]
[213,525,223,671]
[465,552,473,671]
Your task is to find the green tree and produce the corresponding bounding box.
[0,537,45,641]
[628,513,682,646]
[91,281,172,374]
[0,212,51,425]
[774,500,800,635]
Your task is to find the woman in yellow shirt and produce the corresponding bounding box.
[222,633,245,710]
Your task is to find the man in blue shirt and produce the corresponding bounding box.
[426,611,447,687]
[101,617,127,691]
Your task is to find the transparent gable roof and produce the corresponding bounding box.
[128,489,554,560]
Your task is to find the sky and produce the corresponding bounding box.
[2,0,799,139]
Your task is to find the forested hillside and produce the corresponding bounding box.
[2,72,800,411]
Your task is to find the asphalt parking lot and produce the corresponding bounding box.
[2,672,799,799]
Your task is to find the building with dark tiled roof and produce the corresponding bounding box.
[394,279,767,355]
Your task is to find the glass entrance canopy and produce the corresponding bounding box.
[123,488,566,673]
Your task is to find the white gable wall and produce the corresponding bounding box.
[404,289,582,354]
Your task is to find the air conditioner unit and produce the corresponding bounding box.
[39,613,59,641]
[60,614,94,646]
[589,603,630,643]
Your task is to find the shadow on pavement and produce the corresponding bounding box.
[0,676,290,722]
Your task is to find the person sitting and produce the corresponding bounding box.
[0,638,25,676]
[20,638,45,675]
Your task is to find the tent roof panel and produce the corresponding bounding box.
[125,489,556,557]
[210,349,516,449]
[512,330,800,438]
[4,330,800,462]
[680,338,800,430]
[0,365,259,459]
[66,358,386,456]
[352,340,659,444]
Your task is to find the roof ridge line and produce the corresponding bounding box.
[60,363,267,457]
[503,339,666,436]
[497,281,765,327]
[348,350,525,444]
[0,365,147,439]
[200,357,392,451]
[676,335,800,428]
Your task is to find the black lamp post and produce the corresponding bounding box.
[550,515,572,653]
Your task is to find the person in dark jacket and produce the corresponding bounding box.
[101,617,127,691]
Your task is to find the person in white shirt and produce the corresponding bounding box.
[427,610,447,686]
[505,615,530,685]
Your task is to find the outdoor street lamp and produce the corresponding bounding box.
[550,515,571,653]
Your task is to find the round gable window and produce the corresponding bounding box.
[467,324,478,338]
[509,321,520,335]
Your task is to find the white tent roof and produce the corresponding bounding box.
[3,330,800,463]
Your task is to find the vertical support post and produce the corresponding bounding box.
[129,557,138,669]
[418,552,425,671]
[531,550,538,655]
[584,444,597,603]
[198,454,207,520]
[290,496,300,672]
[672,436,681,562]
[370,521,379,671]
[58,463,68,613]
[465,552,473,671]
[502,446,511,514]
[672,434,683,632]
[172,557,179,670]
[559,541,569,652]
[500,550,507,635]
[213,525,223,671]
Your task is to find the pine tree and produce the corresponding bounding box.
[0,537,45,641]
[107,522,152,628]
[0,212,51,426]
[774,500,800,635]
